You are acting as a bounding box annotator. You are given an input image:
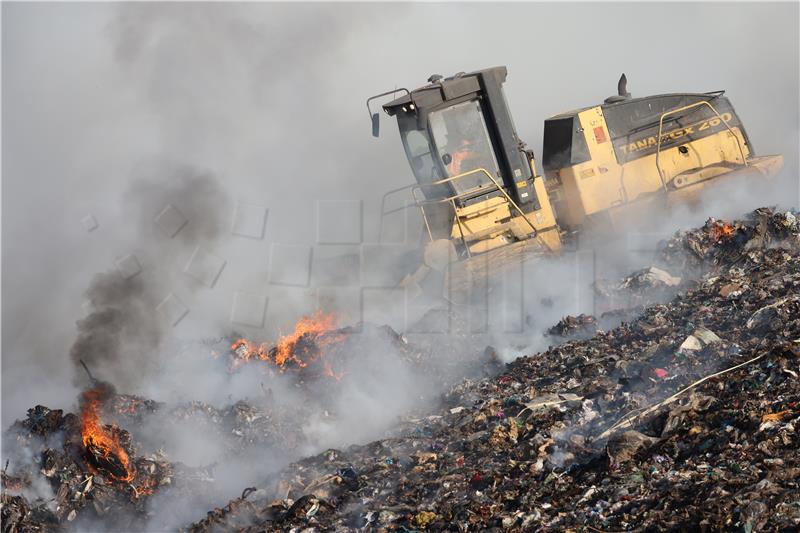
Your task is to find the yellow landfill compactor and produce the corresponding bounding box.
[368,67,783,296]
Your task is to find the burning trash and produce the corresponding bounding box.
[1,399,177,531]
[229,311,347,380]
[4,208,800,532]
[80,383,135,483]
[709,219,737,241]
[186,208,800,532]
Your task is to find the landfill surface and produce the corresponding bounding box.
[3,208,800,532]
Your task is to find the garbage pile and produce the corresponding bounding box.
[188,208,800,532]
[0,382,329,531]
[1,322,493,531]
[227,318,499,400]
[593,264,684,312]
[547,309,646,342]
[546,313,599,340]
[1,400,177,531]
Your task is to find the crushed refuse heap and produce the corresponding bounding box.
[187,208,800,532]
[2,208,799,532]
[2,402,178,532]
[1,322,490,531]
[224,320,504,409]
[0,391,277,532]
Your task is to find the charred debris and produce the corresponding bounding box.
[3,207,800,532]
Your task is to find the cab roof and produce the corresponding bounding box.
[383,66,508,116]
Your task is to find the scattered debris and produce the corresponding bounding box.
[4,208,799,532]
[678,326,722,353]
[186,208,800,531]
[547,314,598,340]
[621,265,682,289]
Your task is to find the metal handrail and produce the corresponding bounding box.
[378,182,424,243]
[655,101,748,191]
[377,179,479,244]
[412,168,538,244]
[379,168,540,249]
[450,198,471,258]
[616,92,724,138]
[378,175,495,243]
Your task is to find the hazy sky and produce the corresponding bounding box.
[3,2,799,423]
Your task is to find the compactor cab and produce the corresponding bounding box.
[372,67,562,259]
[368,68,783,300]
[542,75,784,230]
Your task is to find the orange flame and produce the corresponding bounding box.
[131,470,159,498]
[710,221,735,241]
[80,387,135,483]
[230,311,346,379]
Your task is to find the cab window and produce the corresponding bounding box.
[428,100,501,195]
[542,116,590,171]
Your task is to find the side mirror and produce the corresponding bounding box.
[366,88,410,138]
[441,153,452,166]
[371,113,380,138]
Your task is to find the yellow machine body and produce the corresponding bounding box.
[542,95,784,232]
[375,69,783,300]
